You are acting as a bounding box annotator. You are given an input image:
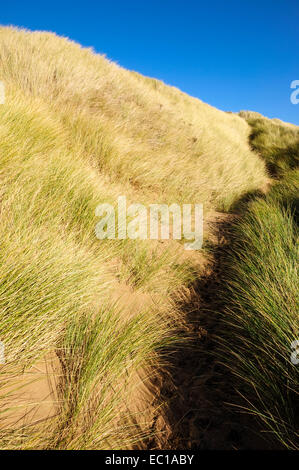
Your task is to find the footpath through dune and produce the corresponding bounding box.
[147,212,276,450]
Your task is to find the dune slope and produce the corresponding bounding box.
[0,27,269,449]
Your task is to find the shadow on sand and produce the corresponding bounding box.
[147,212,279,450]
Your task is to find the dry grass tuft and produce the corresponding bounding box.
[0,26,269,449]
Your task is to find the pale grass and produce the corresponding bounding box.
[0,26,269,449]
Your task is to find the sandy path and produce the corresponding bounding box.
[147,213,278,450]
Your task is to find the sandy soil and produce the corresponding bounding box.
[147,213,279,450]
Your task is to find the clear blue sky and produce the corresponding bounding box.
[1,0,299,124]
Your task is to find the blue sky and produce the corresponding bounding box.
[1,0,299,124]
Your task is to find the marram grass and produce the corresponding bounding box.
[1,26,295,449]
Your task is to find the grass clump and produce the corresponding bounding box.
[53,304,173,449]
[220,195,298,448]
[220,113,299,449]
[239,111,299,177]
